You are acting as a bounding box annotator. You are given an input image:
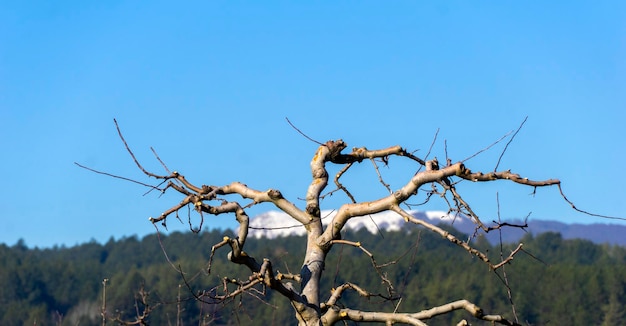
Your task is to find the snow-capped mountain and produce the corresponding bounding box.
[243,210,626,246]
[244,210,462,239]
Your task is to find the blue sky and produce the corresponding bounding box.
[1,2,624,248]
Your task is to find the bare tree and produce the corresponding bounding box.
[79,119,616,325]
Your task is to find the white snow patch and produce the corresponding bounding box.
[243,210,461,239]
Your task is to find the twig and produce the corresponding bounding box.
[498,251,519,324]
[329,239,396,296]
[151,146,172,175]
[396,234,421,300]
[334,163,357,203]
[101,278,108,326]
[74,162,163,191]
[248,210,335,231]
[424,128,439,162]
[285,117,324,145]
[557,184,626,221]
[153,223,184,273]
[494,116,527,171]
[520,248,548,266]
[370,158,392,194]
[113,118,168,179]
[444,139,449,165]
[462,130,513,163]
[332,234,345,288]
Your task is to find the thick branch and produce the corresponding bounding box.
[149,181,307,225]
[319,162,465,244]
[458,169,560,187]
[319,160,560,246]
[221,182,308,224]
[306,142,343,220]
[323,299,520,326]
[331,145,425,166]
[412,299,521,325]
[323,307,428,326]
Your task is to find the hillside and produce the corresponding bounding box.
[1,224,625,325]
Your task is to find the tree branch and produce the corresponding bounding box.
[90,120,623,325]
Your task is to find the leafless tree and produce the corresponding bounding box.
[78,119,617,325]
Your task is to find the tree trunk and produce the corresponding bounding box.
[293,230,326,325]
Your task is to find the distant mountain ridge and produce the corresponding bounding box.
[464,219,626,247]
[246,210,626,246]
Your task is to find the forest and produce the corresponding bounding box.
[2,224,625,325]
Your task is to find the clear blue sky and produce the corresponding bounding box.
[1,2,624,248]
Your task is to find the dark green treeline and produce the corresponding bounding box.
[1,225,625,325]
